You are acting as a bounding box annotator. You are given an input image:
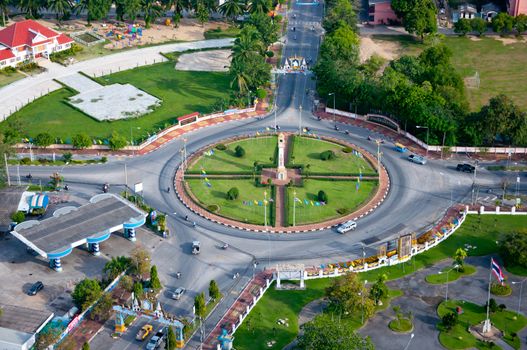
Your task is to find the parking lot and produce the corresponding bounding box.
[0,225,162,316]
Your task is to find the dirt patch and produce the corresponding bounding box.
[493,36,520,45]
[469,35,482,41]
[175,49,232,71]
[360,36,400,63]
[6,16,229,47]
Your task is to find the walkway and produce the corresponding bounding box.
[56,73,102,93]
[275,186,285,227]
[283,298,328,350]
[0,38,234,121]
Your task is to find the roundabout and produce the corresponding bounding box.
[175,132,390,232]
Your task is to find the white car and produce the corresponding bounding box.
[408,154,427,165]
[337,220,357,234]
[171,287,186,300]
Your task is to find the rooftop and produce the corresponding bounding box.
[0,186,27,232]
[12,194,146,257]
[0,303,53,334]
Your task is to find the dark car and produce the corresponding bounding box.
[28,281,44,295]
[456,163,475,173]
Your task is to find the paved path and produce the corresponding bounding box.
[282,298,328,350]
[359,255,527,349]
[0,38,234,121]
[55,72,102,93]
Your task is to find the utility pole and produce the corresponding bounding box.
[298,105,302,135]
[124,162,128,194]
[4,153,10,186]
[264,191,268,228]
[376,140,382,175]
[17,162,21,185]
[274,101,278,132]
[293,189,296,227]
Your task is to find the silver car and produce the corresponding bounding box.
[171,287,186,300]
[408,154,427,165]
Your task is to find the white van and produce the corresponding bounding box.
[337,220,357,234]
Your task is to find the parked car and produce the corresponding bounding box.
[136,324,153,341]
[337,220,357,234]
[456,163,475,173]
[171,287,186,300]
[192,241,201,255]
[28,281,44,295]
[408,154,427,165]
[146,328,165,350]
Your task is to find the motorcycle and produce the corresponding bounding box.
[222,243,229,250]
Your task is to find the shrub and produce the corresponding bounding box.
[227,187,239,200]
[101,156,108,163]
[72,133,92,149]
[490,282,512,296]
[34,132,54,147]
[72,278,103,310]
[62,152,73,163]
[336,208,350,215]
[109,131,128,150]
[256,88,267,99]
[207,204,219,212]
[20,157,31,165]
[342,147,353,153]
[486,298,499,313]
[441,312,458,331]
[499,231,527,269]
[265,50,274,58]
[11,211,25,223]
[215,143,227,151]
[235,145,245,158]
[318,190,328,203]
[320,150,336,160]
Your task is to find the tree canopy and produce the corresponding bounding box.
[391,0,437,39]
[72,278,103,310]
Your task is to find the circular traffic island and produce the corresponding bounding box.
[177,132,389,232]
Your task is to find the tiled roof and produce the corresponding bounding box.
[56,33,73,45]
[0,19,60,48]
[0,48,14,61]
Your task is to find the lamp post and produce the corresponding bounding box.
[438,264,459,302]
[298,105,303,135]
[416,125,429,158]
[403,333,415,350]
[511,279,527,316]
[328,92,336,128]
[359,279,368,325]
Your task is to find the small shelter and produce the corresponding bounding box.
[481,3,500,21]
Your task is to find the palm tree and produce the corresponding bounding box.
[218,0,242,21]
[229,59,249,94]
[0,0,9,26]
[18,0,45,18]
[47,0,72,22]
[248,0,270,15]
[103,256,132,280]
[231,25,262,61]
[141,0,163,28]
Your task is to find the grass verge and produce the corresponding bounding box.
[425,264,477,284]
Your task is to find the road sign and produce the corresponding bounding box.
[134,182,143,193]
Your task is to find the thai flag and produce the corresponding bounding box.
[491,258,506,285]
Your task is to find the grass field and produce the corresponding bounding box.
[286,179,377,225]
[2,63,231,141]
[370,35,527,111]
[0,70,25,87]
[188,136,277,174]
[425,264,477,284]
[233,279,401,350]
[290,136,376,175]
[437,300,527,349]
[204,26,240,39]
[186,178,272,225]
[388,317,413,332]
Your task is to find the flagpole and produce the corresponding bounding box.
[484,258,493,333]
[264,191,268,228]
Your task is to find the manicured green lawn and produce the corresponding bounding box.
[286,179,377,225]
[3,63,231,141]
[437,300,527,349]
[0,70,25,87]
[425,264,477,284]
[289,136,376,175]
[186,178,272,225]
[388,317,413,333]
[188,136,277,174]
[234,279,401,350]
[370,35,527,111]
[204,26,241,39]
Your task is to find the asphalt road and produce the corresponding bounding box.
[5,2,525,348]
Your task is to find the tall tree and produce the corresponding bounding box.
[195,0,209,25]
[47,0,72,21]
[103,256,132,280]
[141,0,162,28]
[19,0,46,18]
[208,279,220,300]
[325,273,375,319]
[229,59,250,93]
[76,0,111,24]
[492,12,514,35]
[322,0,357,34]
[0,0,9,26]
[248,0,270,14]
[130,246,151,278]
[454,18,471,36]
[165,326,177,350]
[391,0,437,40]
[115,0,141,20]
[194,292,206,318]
[150,265,162,290]
[72,278,103,310]
[219,0,243,20]
[471,17,487,36]
[248,12,279,47]
[297,314,375,350]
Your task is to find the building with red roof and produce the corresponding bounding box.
[0,19,73,68]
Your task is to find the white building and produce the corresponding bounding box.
[0,20,73,68]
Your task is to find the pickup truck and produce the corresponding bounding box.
[136,324,153,341]
[192,241,201,255]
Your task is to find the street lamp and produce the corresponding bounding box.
[403,333,415,350]
[328,92,336,127]
[511,278,527,316]
[438,264,459,302]
[416,125,429,158]
[358,279,368,325]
